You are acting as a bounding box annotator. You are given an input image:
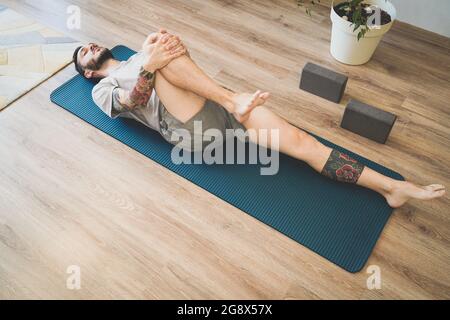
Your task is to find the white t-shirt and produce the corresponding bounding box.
[92,51,162,131]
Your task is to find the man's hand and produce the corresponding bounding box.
[142,28,168,52]
[142,28,189,59]
[143,33,187,73]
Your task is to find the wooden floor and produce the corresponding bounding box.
[1,0,449,299]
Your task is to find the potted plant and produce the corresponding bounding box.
[299,0,397,65]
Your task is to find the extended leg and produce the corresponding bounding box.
[242,107,446,208]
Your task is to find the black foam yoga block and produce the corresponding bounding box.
[299,62,348,103]
[341,99,397,144]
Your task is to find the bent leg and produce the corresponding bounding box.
[242,107,446,208]
[154,71,206,123]
[159,55,233,110]
[158,55,270,120]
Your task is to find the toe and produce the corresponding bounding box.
[428,184,446,191]
[434,189,446,198]
[251,91,261,103]
[259,92,270,100]
[425,187,445,199]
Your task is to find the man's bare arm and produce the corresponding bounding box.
[114,32,186,112]
[116,67,155,111]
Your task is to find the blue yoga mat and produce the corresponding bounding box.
[50,45,403,273]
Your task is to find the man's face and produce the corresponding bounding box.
[77,43,113,75]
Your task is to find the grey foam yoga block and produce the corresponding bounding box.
[341,99,397,144]
[299,62,348,103]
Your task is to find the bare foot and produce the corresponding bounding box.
[385,181,446,208]
[230,90,270,122]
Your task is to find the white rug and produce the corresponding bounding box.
[0,5,81,110]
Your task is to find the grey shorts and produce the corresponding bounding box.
[158,99,247,152]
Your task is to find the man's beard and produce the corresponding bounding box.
[87,48,114,70]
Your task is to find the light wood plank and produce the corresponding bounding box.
[0,0,449,299]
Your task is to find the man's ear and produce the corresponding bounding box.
[84,70,94,79]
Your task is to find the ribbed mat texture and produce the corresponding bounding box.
[50,45,404,273]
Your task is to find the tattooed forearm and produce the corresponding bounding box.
[321,149,365,184]
[121,67,155,110]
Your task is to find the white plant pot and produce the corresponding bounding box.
[330,0,396,65]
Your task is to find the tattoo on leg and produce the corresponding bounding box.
[321,149,365,184]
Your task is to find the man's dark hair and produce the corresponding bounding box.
[73,46,86,78]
